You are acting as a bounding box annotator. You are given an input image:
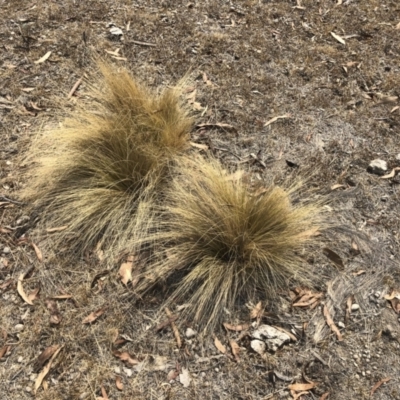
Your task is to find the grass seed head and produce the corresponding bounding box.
[21,62,193,259]
[141,157,324,331]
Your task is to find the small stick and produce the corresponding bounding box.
[131,40,156,47]
[67,78,82,98]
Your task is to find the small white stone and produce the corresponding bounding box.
[114,366,121,374]
[123,368,133,377]
[252,325,290,352]
[351,304,360,311]
[338,321,346,329]
[14,324,24,332]
[2,247,10,254]
[250,339,266,355]
[185,328,197,338]
[25,386,32,393]
[17,356,24,363]
[375,291,381,298]
[368,159,387,176]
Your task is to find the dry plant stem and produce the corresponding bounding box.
[21,62,193,260]
[139,157,324,332]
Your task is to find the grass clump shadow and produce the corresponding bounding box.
[21,62,193,259]
[137,157,325,331]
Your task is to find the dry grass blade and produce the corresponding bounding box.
[21,61,193,260]
[138,157,325,331]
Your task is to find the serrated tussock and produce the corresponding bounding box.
[21,62,193,259]
[137,157,324,331]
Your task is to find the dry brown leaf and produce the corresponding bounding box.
[165,308,182,348]
[115,375,123,390]
[384,291,399,300]
[389,298,400,314]
[288,382,316,391]
[46,226,68,233]
[330,32,345,45]
[323,248,344,270]
[34,51,52,64]
[68,78,82,98]
[119,256,134,285]
[391,105,399,113]
[381,167,400,179]
[17,268,34,306]
[82,307,106,324]
[223,322,250,331]
[167,369,179,381]
[250,301,263,319]
[113,350,139,365]
[46,299,61,325]
[34,345,63,394]
[291,391,310,400]
[230,339,240,361]
[0,345,10,359]
[370,377,391,395]
[100,385,109,400]
[320,393,330,400]
[190,141,209,150]
[27,287,40,303]
[33,345,60,372]
[264,114,291,127]
[330,184,346,190]
[323,305,343,341]
[213,335,227,354]
[396,22,400,30]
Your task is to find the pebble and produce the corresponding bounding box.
[14,324,24,332]
[250,339,266,355]
[17,356,24,363]
[396,153,400,161]
[123,368,133,377]
[351,304,360,311]
[2,247,10,254]
[338,321,345,329]
[25,387,32,393]
[367,159,387,176]
[375,291,381,298]
[114,366,121,374]
[185,328,197,339]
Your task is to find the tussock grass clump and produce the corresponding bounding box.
[22,62,192,257]
[141,157,323,330]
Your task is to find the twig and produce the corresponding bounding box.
[67,78,82,98]
[131,40,156,47]
[0,196,24,205]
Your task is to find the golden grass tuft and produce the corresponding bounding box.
[21,62,193,258]
[139,157,324,331]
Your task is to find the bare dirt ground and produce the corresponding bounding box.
[1,1,400,399]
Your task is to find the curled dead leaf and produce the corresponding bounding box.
[250,301,263,319]
[119,256,134,285]
[230,339,240,361]
[17,267,35,305]
[33,345,60,373]
[213,335,227,354]
[31,243,43,262]
[113,350,139,365]
[223,322,250,332]
[323,248,344,270]
[0,345,10,360]
[115,375,123,391]
[264,114,291,127]
[34,51,52,64]
[323,305,343,341]
[288,382,316,391]
[370,377,391,395]
[82,307,106,324]
[34,345,63,394]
